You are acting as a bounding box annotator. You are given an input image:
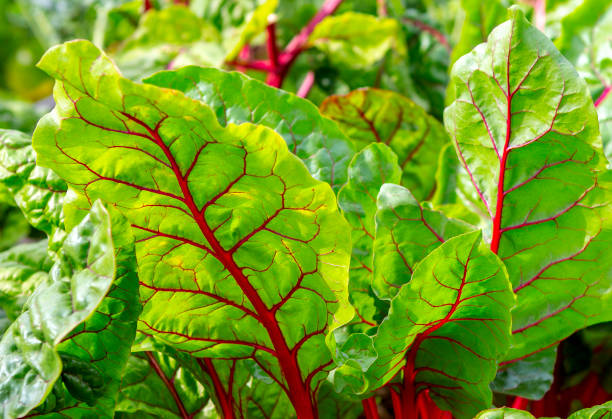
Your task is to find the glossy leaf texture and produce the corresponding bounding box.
[476,401,612,419]
[337,143,400,332]
[32,40,352,417]
[0,129,67,235]
[556,0,612,163]
[369,231,514,418]
[308,12,405,70]
[444,8,612,363]
[0,240,51,321]
[372,183,471,300]
[144,66,355,191]
[0,201,140,418]
[116,351,211,418]
[320,88,449,201]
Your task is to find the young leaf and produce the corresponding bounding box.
[308,13,405,69]
[0,239,51,320]
[144,66,356,191]
[320,88,449,201]
[337,143,401,331]
[444,8,612,363]
[369,231,514,418]
[474,407,535,418]
[0,129,67,235]
[0,201,139,418]
[373,183,471,300]
[33,40,352,418]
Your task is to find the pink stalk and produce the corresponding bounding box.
[403,18,451,53]
[594,85,611,108]
[296,71,315,98]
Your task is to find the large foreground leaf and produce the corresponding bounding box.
[144,66,355,191]
[369,231,514,418]
[33,40,352,417]
[320,88,448,201]
[0,201,139,418]
[444,8,612,363]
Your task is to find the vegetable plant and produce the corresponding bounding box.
[0,1,610,419]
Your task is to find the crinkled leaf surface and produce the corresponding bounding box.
[0,129,67,235]
[144,66,355,191]
[0,201,139,418]
[33,40,352,414]
[369,231,514,418]
[373,183,471,300]
[444,8,612,363]
[0,239,51,321]
[308,13,405,70]
[320,88,449,201]
[337,143,400,332]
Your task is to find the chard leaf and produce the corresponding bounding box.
[373,183,471,300]
[116,351,211,418]
[567,401,612,418]
[224,0,278,60]
[369,231,514,418]
[0,129,67,235]
[0,240,52,320]
[337,143,400,331]
[320,88,449,201]
[144,66,355,191]
[308,13,405,69]
[33,40,352,416]
[444,8,612,363]
[474,407,535,418]
[0,201,140,418]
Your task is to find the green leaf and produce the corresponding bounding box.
[316,381,362,419]
[490,346,557,399]
[0,239,51,320]
[444,7,612,363]
[372,183,471,300]
[0,129,67,235]
[144,66,356,191]
[446,0,507,104]
[0,201,139,418]
[33,40,352,416]
[114,5,224,80]
[308,12,405,69]
[225,0,278,60]
[474,407,535,419]
[567,401,612,419]
[369,231,514,418]
[320,88,449,201]
[116,350,210,418]
[337,143,401,331]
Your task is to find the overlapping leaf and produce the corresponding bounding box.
[337,143,400,331]
[0,201,139,418]
[33,40,352,417]
[0,129,67,235]
[144,66,355,191]
[369,231,514,418]
[444,8,612,363]
[320,88,449,201]
[373,183,471,300]
[0,239,51,320]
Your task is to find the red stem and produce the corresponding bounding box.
[145,351,190,419]
[362,397,380,419]
[198,359,236,419]
[510,396,529,410]
[143,0,153,11]
[403,18,451,53]
[297,71,315,98]
[391,388,406,419]
[125,113,318,419]
[266,22,279,69]
[594,85,611,107]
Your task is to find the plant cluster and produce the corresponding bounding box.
[0,0,610,418]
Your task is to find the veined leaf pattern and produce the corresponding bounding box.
[33,40,351,417]
[444,8,612,362]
